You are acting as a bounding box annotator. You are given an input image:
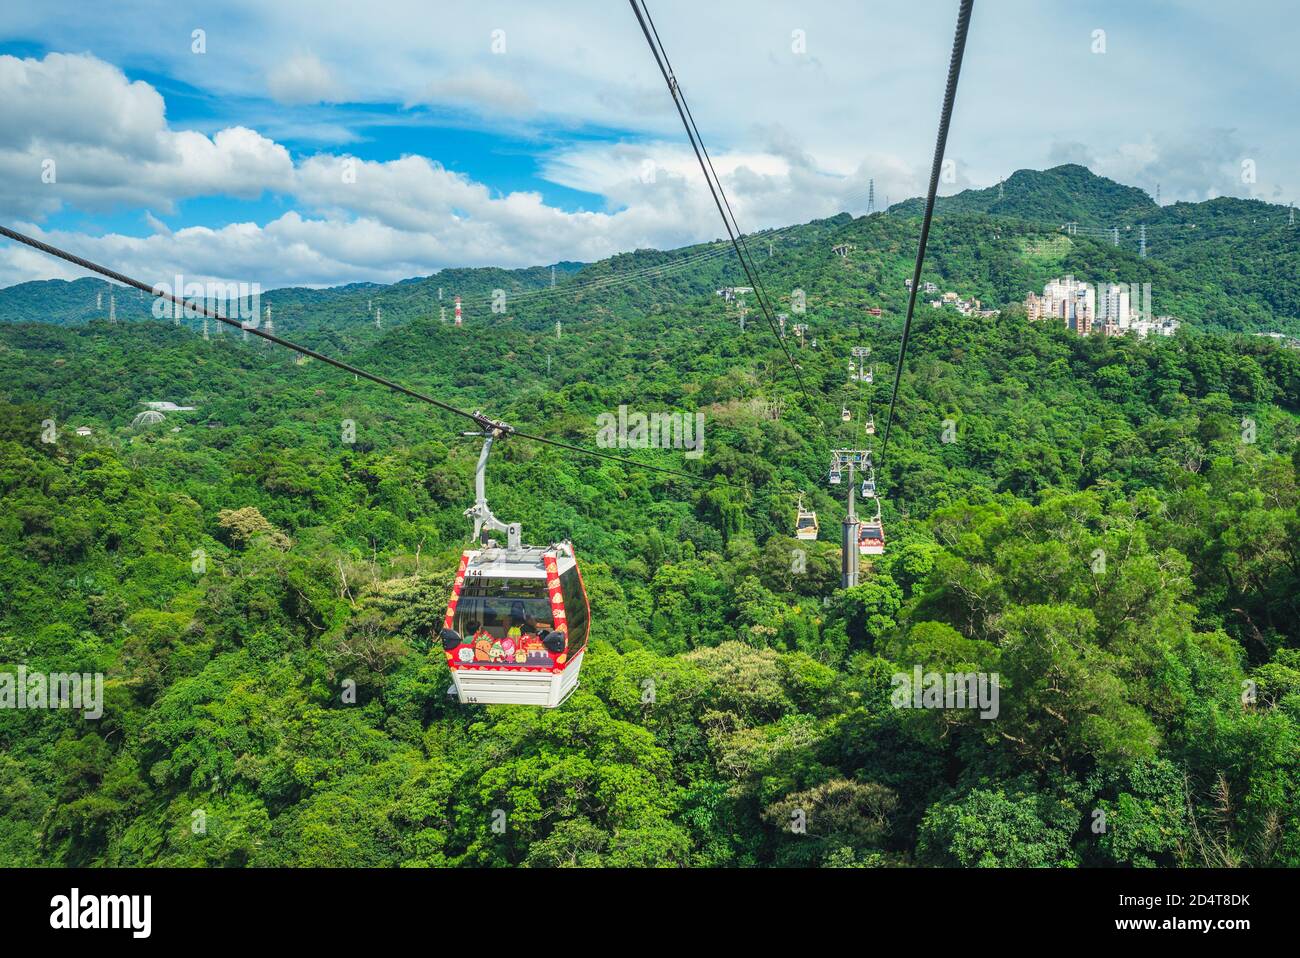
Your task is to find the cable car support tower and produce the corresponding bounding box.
[829,449,871,588]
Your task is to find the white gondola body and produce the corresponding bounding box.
[441,542,590,707]
[858,522,886,556]
[795,512,819,540]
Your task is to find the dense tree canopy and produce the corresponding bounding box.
[2,175,1298,867]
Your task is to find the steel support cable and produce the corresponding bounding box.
[644,7,797,388]
[643,7,790,360]
[880,0,974,469]
[0,223,730,488]
[629,0,812,405]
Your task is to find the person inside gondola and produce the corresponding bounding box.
[498,604,526,663]
[514,614,550,665]
[506,602,527,638]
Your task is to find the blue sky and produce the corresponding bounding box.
[0,0,1296,289]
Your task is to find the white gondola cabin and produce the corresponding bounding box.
[858,519,885,556]
[858,494,885,556]
[795,496,819,540]
[441,541,590,707]
[438,420,591,707]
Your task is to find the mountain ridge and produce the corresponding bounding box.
[2,165,1297,335]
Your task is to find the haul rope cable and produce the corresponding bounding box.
[632,0,807,398]
[630,0,812,405]
[640,4,791,365]
[0,223,731,489]
[880,0,974,467]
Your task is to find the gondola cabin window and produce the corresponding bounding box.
[558,565,590,654]
[453,577,556,666]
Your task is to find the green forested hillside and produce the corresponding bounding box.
[2,171,1300,867]
[892,163,1159,222]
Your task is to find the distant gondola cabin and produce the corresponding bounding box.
[858,521,885,556]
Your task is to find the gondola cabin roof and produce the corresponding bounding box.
[462,542,576,578]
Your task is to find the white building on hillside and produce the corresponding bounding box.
[1096,283,1132,330]
[1028,276,1096,333]
[1131,315,1180,338]
[1028,276,1176,338]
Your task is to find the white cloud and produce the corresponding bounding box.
[0,52,293,217]
[417,69,535,115]
[0,52,166,155]
[0,49,924,290]
[2,0,1297,198]
[1049,129,1271,204]
[143,210,172,235]
[266,54,341,105]
[0,133,881,290]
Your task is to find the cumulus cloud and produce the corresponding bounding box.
[0,52,167,155]
[1047,141,1096,169]
[0,52,293,217]
[0,137,894,290]
[3,0,1297,201]
[1051,129,1271,204]
[143,210,171,235]
[3,0,1294,295]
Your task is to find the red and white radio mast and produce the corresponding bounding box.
[454,296,462,327]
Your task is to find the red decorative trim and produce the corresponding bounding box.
[543,551,570,670]
[450,649,585,675]
[443,551,471,630]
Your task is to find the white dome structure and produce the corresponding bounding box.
[131,410,166,428]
